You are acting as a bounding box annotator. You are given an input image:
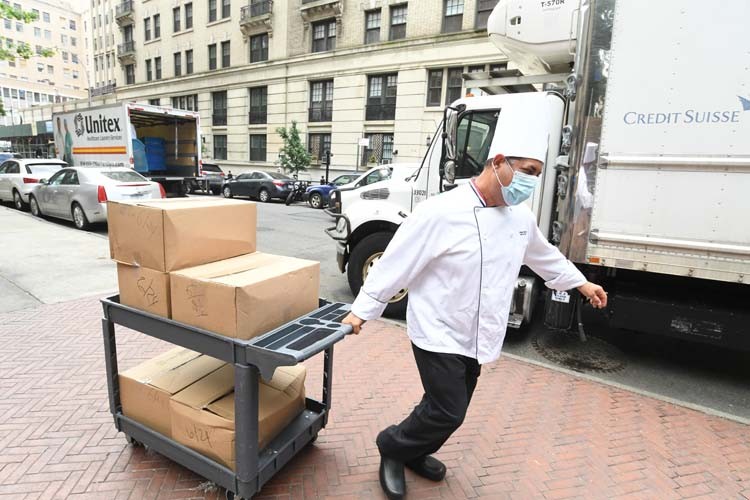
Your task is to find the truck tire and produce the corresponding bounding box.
[347,231,407,319]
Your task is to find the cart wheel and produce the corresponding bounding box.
[225,490,245,500]
[125,435,141,447]
[310,433,318,444]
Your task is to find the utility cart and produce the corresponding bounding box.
[101,295,352,499]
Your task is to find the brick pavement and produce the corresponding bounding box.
[0,297,748,500]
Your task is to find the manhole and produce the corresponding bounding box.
[532,329,627,374]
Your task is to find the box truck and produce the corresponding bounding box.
[52,102,201,195]
[326,0,750,349]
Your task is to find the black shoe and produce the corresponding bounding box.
[379,455,406,500]
[405,455,446,482]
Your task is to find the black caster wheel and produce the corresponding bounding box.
[125,435,141,447]
[225,490,246,500]
[309,433,318,444]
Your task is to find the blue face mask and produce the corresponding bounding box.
[493,159,539,206]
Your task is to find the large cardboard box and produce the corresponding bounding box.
[119,347,225,438]
[170,364,307,470]
[108,198,257,272]
[170,252,320,340]
[117,263,171,318]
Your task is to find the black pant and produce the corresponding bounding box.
[377,343,481,462]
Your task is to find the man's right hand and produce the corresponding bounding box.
[342,312,365,335]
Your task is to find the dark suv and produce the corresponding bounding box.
[192,162,225,194]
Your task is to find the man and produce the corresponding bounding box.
[342,95,607,500]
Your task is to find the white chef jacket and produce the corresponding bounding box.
[351,182,587,364]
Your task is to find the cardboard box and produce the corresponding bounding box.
[170,364,307,470]
[108,198,257,272]
[117,263,171,318]
[170,252,320,340]
[119,347,225,438]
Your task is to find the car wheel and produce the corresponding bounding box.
[258,188,270,203]
[13,190,28,211]
[223,186,233,198]
[309,193,323,209]
[72,203,91,231]
[29,196,42,217]
[347,232,408,319]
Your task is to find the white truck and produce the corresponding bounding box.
[52,102,201,195]
[326,0,750,349]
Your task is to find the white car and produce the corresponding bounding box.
[0,158,67,210]
[29,167,165,230]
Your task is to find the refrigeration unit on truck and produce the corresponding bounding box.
[52,102,201,195]
[326,0,750,349]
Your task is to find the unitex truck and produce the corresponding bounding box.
[52,102,201,195]
[326,0,750,349]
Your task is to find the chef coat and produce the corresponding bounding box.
[351,182,586,364]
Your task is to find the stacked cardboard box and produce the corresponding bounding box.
[108,197,320,464]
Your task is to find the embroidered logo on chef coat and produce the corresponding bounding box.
[519,230,527,236]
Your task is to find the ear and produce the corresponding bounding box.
[492,153,506,168]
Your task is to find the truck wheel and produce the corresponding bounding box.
[347,232,407,319]
[185,181,195,194]
[309,193,323,209]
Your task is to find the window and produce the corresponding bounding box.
[443,0,464,33]
[209,0,217,22]
[73,70,79,79]
[43,12,50,23]
[455,110,497,178]
[174,52,181,76]
[361,135,394,166]
[35,45,42,55]
[70,19,76,30]
[312,19,336,53]
[62,51,69,62]
[173,7,180,32]
[36,62,44,73]
[214,135,227,160]
[44,29,51,40]
[212,90,227,125]
[309,80,333,122]
[248,86,267,124]
[149,98,160,105]
[185,3,193,29]
[144,18,151,41]
[446,67,462,105]
[125,64,135,84]
[172,94,198,111]
[221,40,230,68]
[155,57,162,79]
[61,34,68,45]
[153,14,160,38]
[250,33,268,62]
[185,49,193,74]
[71,53,78,63]
[106,54,110,68]
[365,10,381,44]
[3,19,9,29]
[476,0,498,29]
[249,134,266,161]
[71,37,76,47]
[308,133,331,165]
[34,27,41,37]
[426,69,443,106]
[208,44,217,70]
[222,0,230,18]
[390,4,407,40]
[366,74,397,120]
[146,59,152,81]
[47,65,53,74]
[15,22,22,32]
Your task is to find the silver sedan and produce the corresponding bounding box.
[29,167,165,230]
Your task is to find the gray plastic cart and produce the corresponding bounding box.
[101,295,352,499]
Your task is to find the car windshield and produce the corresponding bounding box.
[333,176,353,185]
[27,164,63,176]
[202,165,221,172]
[269,172,292,180]
[100,170,148,182]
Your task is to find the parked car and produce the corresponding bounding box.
[190,162,225,195]
[222,171,295,202]
[29,167,165,230]
[304,173,360,209]
[0,152,22,163]
[327,165,394,214]
[0,158,66,210]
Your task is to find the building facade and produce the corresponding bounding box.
[88,0,119,96]
[0,0,87,127]
[18,0,504,175]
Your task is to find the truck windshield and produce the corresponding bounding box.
[455,110,498,179]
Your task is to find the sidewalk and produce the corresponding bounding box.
[0,297,748,500]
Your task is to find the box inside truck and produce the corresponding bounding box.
[130,110,198,178]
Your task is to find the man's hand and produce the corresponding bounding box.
[577,281,608,309]
[342,312,366,335]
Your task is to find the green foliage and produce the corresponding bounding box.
[275,121,311,174]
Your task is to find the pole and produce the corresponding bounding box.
[324,149,331,183]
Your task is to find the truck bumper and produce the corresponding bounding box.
[325,210,351,273]
[335,241,348,273]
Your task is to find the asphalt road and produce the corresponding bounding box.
[0,197,748,424]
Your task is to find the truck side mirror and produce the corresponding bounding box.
[441,159,457,185]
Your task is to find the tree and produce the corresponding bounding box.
[275,121,311,175]
[0,4,55,116]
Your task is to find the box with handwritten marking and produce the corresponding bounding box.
[119,347,225,439]
[170,363,306,470]
[108,198,257,272]
[169,252,319,340]
[117,263,171,318]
